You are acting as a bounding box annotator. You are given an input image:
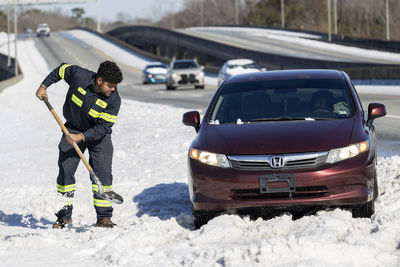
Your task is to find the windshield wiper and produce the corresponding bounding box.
[250,117,336,122]
[250,117,310,122]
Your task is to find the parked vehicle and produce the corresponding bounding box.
[36,23,50,37]
[166,59,205,90]
[142,62,168,84]
[217,58,265,86]
[183,69,386,228]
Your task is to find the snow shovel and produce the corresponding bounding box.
[43,97,123,204]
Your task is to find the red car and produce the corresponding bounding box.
[183,69,386,228]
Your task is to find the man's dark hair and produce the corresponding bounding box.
[97,61,123,84]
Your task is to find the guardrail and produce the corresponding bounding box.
[0,53,22,93]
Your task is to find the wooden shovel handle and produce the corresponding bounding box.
[43,98,93,172]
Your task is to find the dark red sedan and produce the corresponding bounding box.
[183,69,386,228]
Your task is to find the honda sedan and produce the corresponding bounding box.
[183,69,386,228]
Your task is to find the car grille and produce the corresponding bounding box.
[179,74,198,84]
[230,186,330,200]
[228,151,328,171]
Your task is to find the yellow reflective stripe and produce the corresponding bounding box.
[93,198,112,207]
[57,184,76,193]
[64,202,73,206]
[89,109,117,123]
[71,94,83,107]
[59,64,71,80]
[96,99,107,108]
[92,184,112,192]
[78,87,86,95]
[89,108,100,118]
[99,112,117,123]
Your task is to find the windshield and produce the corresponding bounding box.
[208,79,354,124]
[173,61,198,69]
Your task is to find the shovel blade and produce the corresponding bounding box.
[104,191,124,204]
[90,171,124,204]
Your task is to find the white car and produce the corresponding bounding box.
[36,23,50,37]
[166,59,205,90]
[217,59,266,85]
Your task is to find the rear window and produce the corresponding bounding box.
[209,78,355,124]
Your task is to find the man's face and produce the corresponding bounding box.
[95,77,117,97]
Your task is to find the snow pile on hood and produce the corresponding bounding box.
[145,67,167,74]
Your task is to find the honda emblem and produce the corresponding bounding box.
[270,156,285,168]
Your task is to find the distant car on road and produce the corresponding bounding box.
[24,26,33,33]
[217,59,265,86]
[142,62,168,84]
[36,23,50,37]
[183,69,386,229]
[166,59,205,90]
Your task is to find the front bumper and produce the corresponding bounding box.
[171,73,204,86]
[188,153,375,211]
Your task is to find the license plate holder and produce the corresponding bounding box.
[259,174,295,193]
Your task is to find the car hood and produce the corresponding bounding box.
[204,118,355,155]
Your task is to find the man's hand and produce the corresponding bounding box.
[35,85,48,100]
[65,133,84,144]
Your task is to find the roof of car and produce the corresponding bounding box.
[146,63,166,67]
[226,59,255,65]
[227,69,344,84]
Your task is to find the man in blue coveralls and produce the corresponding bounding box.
[35,61,123,228]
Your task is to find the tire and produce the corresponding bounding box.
[166,81,176,90]
[352,176,377,218]
[352,199,375,218]
[192,208,212,229]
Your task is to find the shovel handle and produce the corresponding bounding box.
[43,97,93,172]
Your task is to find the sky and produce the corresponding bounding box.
[1,28,400,266]
[23,0,186,22]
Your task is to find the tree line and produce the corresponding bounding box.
[0,0,399,41]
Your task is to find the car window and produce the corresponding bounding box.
[173,61,198,69]
[209,79,354,124]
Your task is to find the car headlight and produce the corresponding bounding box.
[196,71,204,78]
[172,72,179,79]
[189,148,230,168]
[326,141,369,164]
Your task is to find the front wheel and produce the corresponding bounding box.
[192,208,214,229]
[352,176,377,218]
[352,200,375,218]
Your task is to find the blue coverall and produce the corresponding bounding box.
[41,63,121,220]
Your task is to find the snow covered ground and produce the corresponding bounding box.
[1,30,400,266]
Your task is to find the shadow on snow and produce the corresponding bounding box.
[0,210,53,229]
[133,182,193,228]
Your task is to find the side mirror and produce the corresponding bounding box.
[367,103,386,126]
[183,111,200,132]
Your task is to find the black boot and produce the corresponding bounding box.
[95,218,116,228]
[52,218,72,229]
